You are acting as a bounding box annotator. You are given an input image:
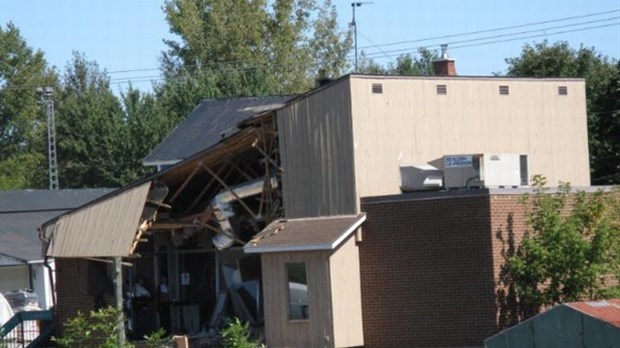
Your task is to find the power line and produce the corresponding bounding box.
[102,9,620,76]
[357,8,620,50]
[361,16,619,59]
[1,12,618,91]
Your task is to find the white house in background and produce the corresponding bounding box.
[0,189,113,310]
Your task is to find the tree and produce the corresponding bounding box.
[120,87,172,182]
[158,0,352,113]
[357,48,437,76]
[56,52,126,188]
[504,41,619,184]
[507,175,620,319]
[0,22,58,189]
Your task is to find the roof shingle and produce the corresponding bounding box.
[143,96,293,165]
[245,214,365,253]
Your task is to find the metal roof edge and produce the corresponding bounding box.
[244,213,366,254]
[349,74,586,82]
[244,243,333,254]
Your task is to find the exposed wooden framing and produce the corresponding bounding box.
[129,219,152,255]
[258,119,270,217]
[147,222,198,230]
[201,164,258,220]
[185,164,230,213]
[169,163,202,203]
[85,257,133,267]
[252,138,283,172]
[226,159,253,181]
[195,220,245,245]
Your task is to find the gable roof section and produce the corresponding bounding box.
[244,214,366,253]
[567,299,620,328]
[0,188,114,262]
[143,96,294,166]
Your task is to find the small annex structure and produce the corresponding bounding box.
[42,65,593,347]
[245,214,365,348]
[485,299,620,348]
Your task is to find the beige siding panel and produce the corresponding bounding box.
[349,76,590,198]
[262,251,334,348]
[329,235,364,347]
[46,182,151,257]
[277,79,357,218]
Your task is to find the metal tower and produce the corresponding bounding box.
[37,87,58,190]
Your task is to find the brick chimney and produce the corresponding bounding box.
[433,44,457,76]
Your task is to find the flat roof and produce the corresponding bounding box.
[361,186,615,206]
[244,214,366,253]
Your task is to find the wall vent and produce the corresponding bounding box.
[372,83,383,94]
[436,84,447,95]
[499,85,509,95]
[558,86,568,95]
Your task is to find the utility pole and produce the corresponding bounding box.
[113,257,126,347]
[350,2,373,72]
[37,87,59,190]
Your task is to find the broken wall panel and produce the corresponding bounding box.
[43,182,152,258]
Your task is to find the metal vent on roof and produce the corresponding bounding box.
[372,83,383,94]
[499,85,509,95]
[558,86,568,95]
[436,84,447,95]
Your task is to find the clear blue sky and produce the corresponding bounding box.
[1,0,618,93]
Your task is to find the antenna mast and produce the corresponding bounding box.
[37,87,59,190]
[350,2,373,72]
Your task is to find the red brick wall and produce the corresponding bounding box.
[360,194,497,347]
[54,258,114,332]
[489,195,528,329]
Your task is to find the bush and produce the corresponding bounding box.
[52,307,134,348]
[508,176,620,318]
[220,318,264,348]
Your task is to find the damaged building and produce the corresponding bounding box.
[40,67,592,347]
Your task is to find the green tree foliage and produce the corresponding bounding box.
[357,48,437,76]
[508,175,620,318]
[120,87,171,182]
[158,0,352,122]
[0,23,58,189]
[56,54,164,188]
[56,52,126,188]
[504,41,619,184]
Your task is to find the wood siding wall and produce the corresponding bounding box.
[261,251,334,348]
[277,79,357,218]
[349,76,590,199]
[329,235,364,347]
[45,181,152,257]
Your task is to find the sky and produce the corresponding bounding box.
[1,0,618,94]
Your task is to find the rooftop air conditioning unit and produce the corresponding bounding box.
[442,153,528,189]
[400,164,443,192]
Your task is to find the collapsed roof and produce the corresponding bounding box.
[143,96,294,167]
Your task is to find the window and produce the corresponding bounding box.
[558,86,568,95]
[436,84,447,95]
[499,85,509,95]
[287,262,308,320]
[372,83,383,94]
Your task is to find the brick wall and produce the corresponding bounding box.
[488,195,528,329]
[360,192,532,347]
[54,258,114,332]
